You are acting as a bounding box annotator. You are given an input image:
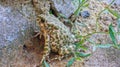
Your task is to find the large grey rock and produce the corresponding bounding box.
[0,0,38,48]
[0,1,40,66]
[51,0,79,18]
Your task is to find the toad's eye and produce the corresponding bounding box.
[37,16,45,23]
[36,18,40,22]
[40,18,45,23]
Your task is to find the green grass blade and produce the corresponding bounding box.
[43,60,50,67]
[78,46,88,50]
[74,0,88,16]
[107,8,120,18]
[93,44,113,51]
[58,13,67,19]
[75,57,82,61]
[77,52,91,58]
[109,24,117,45]
[96,44,113,48]
[83,3,89,7]
[66,57,75,67]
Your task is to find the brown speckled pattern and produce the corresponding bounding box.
[36,14,76,63]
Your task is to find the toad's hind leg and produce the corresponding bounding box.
[40,35,50,64]
[51,45,76,61]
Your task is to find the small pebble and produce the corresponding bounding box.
[79,11,90,18]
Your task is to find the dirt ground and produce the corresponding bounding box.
[1,0,120,67]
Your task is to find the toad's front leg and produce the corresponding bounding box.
[33,32,42,39]
[40,35,51,64]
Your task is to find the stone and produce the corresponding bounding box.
[0,0,38,48]
[79,11,90,18]
[50,0,79,18]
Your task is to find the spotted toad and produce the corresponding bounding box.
[35,14,76,64]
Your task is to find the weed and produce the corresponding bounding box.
[66,0,120,67]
